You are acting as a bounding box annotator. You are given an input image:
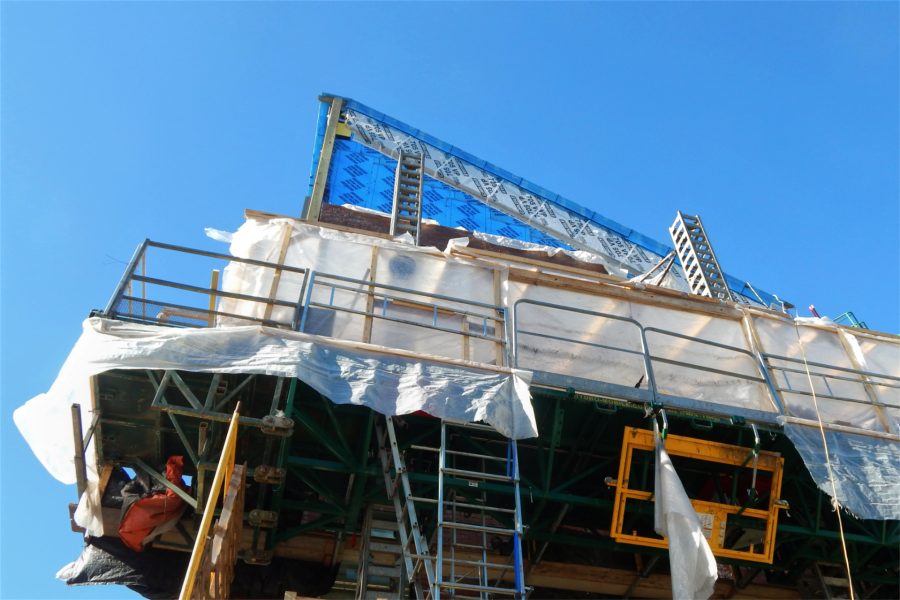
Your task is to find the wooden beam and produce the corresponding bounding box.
[305,98,344,222]
[509,268,745,320]
[263,222,295,322]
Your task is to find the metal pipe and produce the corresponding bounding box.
[298,271,317,332]
[147,240,308,274]
[103,239,149,316]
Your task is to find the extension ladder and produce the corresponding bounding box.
[669,211,734,302]
[390,152,425,244]
[356,504,407,600]
[377,416,526,599]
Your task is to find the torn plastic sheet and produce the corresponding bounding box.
[654,424,717,600]
[57,536,188,598]
[14,317,536,485]
[780,421,900,520]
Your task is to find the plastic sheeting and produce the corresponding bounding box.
[509,281,776,415]
[654,425,717,600]
[220,217,508,365]
[753,316,900,434]
[781,421,900,520]
[13,317,536,486]
[57,536,188,598]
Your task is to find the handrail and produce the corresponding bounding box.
[512,298,658,402]
[511,298,900,432]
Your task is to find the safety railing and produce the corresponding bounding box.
[513,300,776,405]
[298,270,507,362]
[512,298,900,434]
[103,240,309,329]
[762,353,900,430]
[103,240,507,364]
[512,299,658,400]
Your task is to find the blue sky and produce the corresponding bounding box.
[1,2,897,598]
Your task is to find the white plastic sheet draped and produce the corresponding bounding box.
[220,218,505,365]
[781,422,900,520]
[753,317,899,434]
[509,281,775,415]
[654,425,717,600]
[13,318,536,485]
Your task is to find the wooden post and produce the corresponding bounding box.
[263,223,294,324]
[70,404,88,500]
[493,269,504,366]
[362,247,379,343]
[207,270,220,327]
[305,97,344,222]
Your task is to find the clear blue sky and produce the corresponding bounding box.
[2,2,897,598]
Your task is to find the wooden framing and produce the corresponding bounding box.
[304,97,344,222]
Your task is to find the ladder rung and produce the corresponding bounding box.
[369,541,402,554]
[442,557,513,569]
[411,445,508,463]
[449,542,489,550]
[408,495,438,504]
[442,467,515,483]
[442,521,515,536]
[439,581,518,595]
[444,421,498,433]
[444,499,516,514]
[367,565,401,578]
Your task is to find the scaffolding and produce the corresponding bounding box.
[28,95,899,600]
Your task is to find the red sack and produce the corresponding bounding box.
[119,456,188,552]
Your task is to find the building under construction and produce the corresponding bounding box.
[16,94,899,599]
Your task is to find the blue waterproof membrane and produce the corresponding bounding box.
[324,137,570,249]
[310,94,781,307]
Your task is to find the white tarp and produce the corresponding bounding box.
[654,425,717,600]
[781,422,900,520]
[508,281,776,415]
[220,217,507,365]
[13,317,536,486]
[753,316,899,434]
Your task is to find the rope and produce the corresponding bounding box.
[793,323,855,599]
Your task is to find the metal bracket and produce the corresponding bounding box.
[243,548,274,565]
[253,465,287,485]
[261,414,294,437]
[248,509,278,528]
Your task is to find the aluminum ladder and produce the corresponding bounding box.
[433,420,526,598]
[356,504,407,600]
[377,416,431,599]
[669,211,734,302]
[390,152,425,244]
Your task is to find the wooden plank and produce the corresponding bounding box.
[263,223,294,322]
[245,207,395,240]
[305,97,344,222]
[509,268,745,320]
[362,247,379,343]
[493,269,504,366]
